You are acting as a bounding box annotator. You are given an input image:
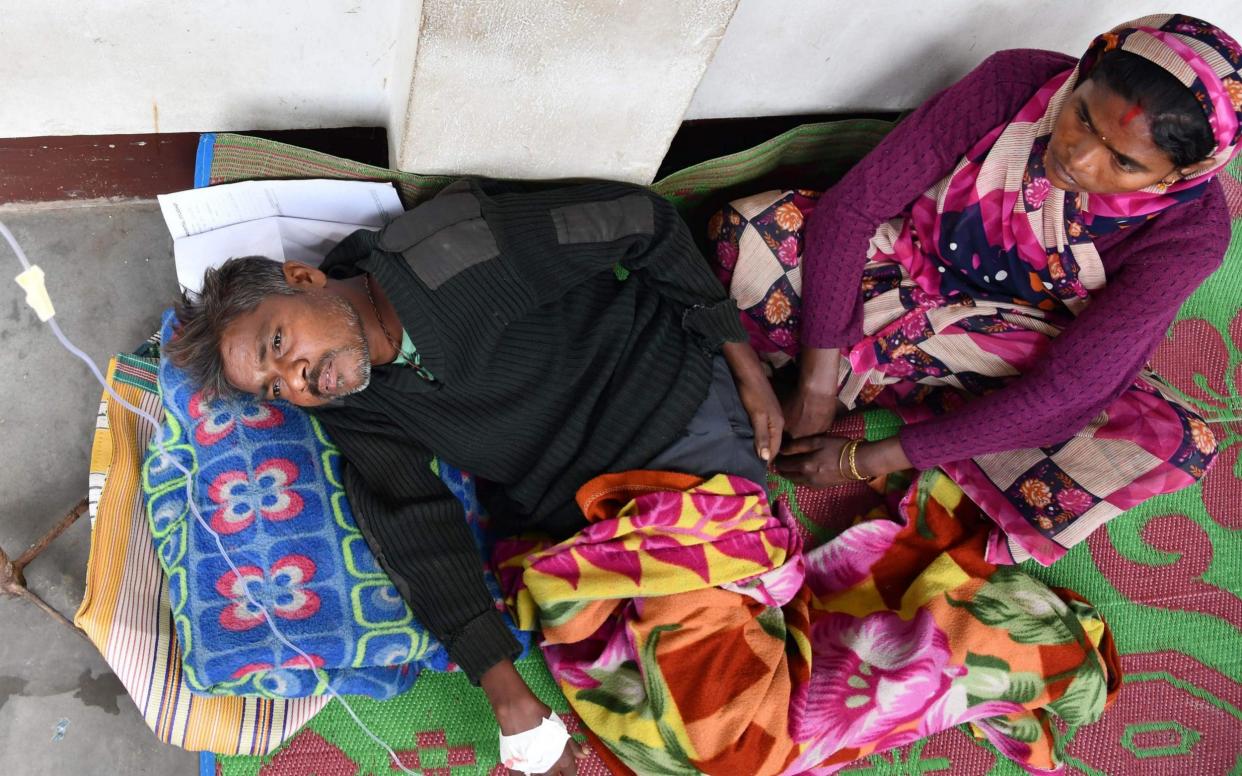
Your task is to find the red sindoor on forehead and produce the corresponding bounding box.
[1120,103,1144,126]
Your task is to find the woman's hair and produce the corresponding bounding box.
[1086,50,1216,167]
[164,256,297,399]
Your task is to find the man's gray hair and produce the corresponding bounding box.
[164,256,298,398]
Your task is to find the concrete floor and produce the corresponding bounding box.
[0,200,197,774]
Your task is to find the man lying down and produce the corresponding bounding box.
[167,178,1116,775]
[169,178,780,773]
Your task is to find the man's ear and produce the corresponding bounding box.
[282,261,328,290]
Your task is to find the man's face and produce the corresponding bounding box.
[219,289,372,408]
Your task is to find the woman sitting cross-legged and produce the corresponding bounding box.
[713,14,1241,564]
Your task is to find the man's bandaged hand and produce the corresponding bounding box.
[482,660,586,775]
[500,712,579,775]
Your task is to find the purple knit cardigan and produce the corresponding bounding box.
[799,49,1230,468]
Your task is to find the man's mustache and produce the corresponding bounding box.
[307,354,331,398]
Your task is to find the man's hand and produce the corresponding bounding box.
[735,370,784,464]
[722,341,783,462]
[481,660,586,775]
[784,347,841,441]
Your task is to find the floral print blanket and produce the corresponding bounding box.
[143,311,528,699]
[494,469,1120,775]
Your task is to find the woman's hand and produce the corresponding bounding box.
[723,341,783,462]
[784,347,841,440]
[783,385,839,441]
[775,436,912,488]
[774,435,854,487]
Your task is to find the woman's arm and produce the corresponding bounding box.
[800,49,1076,350]
[897,181,1230,470]
[777,180,1229,482]
[790,50,1076,440]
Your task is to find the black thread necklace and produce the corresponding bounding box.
[363,274,434,381]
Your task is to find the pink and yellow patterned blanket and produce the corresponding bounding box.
[495,469,1120,775]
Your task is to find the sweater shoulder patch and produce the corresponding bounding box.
[403,219,499,290]
[379,192,500,290]
[379,192,482,251]
[551,193,654,245]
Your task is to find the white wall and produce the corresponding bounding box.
[686,0,1242,119]
[389,0,737,182]
[0,0,735,183]
[3,1,1241,180]
[0,0,400,136]
[386,1,426,167]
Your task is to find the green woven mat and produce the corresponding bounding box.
[215,656,599,776]
[202,121,892,219]
[207,130,1241,776]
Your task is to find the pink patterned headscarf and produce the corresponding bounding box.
[879,14,1242,313]
[1079,13,1242,214]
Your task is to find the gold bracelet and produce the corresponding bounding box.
[847,438,868,481]
[838,438,870,481]
[837,440,852,480]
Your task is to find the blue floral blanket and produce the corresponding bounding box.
[142,310,528,699]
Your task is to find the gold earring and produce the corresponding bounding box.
[1156,180,1169,193]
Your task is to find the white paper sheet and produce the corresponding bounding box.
[157,179,403,239]
[172,217,375,294]
[157,178,405,294]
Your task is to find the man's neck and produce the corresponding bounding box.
[328,274,401,365]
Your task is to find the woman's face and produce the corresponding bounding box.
[1044,77,1182,194]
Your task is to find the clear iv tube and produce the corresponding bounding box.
[1,221,420,775]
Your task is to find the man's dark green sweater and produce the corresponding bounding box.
[311,178,746,683]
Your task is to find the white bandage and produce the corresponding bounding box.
[498,712,571,775]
